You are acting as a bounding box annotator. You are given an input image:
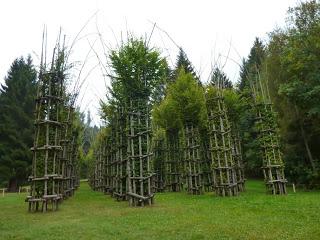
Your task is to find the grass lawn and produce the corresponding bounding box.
[0,180,319,240]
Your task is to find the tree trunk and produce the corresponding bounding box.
[8,178,18,192]
[295,106,316,173]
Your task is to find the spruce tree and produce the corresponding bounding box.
[0,56,37,190]
[210,67,233,89]
[237,38,266,177]
[172,48,200,84]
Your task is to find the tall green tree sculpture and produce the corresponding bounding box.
[206,86,238,197]
[104,37,168,206]
[154,69,206,194]
[251,73,287,195]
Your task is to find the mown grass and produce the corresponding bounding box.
[0,180,319,240]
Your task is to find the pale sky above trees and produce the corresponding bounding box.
[0,0,297,125]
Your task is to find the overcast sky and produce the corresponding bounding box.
[0,0,297,126]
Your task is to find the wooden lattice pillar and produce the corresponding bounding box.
[207,93,238,197]
[231,129,245,192]
[127,100,154,206]
[88,150,95,190]
[97,143,104,192]
[27,53,65,212]
[114,106,127,200]
[93,150,99,191]
[164,131,182,192]
[101,137,107,194]
[182,125,203,195]
[153,138,165,192]
[104,135,112,194]
[251,76,287,195]
[255,103,287,194]
[110,126,117,195]
[69,136,76,192]
[60,106,74,198]
[200,131,213,192]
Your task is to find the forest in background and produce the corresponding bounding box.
[0,0,319,190]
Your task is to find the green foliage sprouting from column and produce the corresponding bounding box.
[153,69,207,195]
[223,89,246,192]
[206,86,238,197]
[251,74,287,194]
[26,36,80,212]
[91,37,168,206]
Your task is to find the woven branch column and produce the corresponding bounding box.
[200,133,212,192]
[255,103,287,194]
[93,150,99,191]
[231,129,245,192]
[251,76,287,195]
[127,100,154,206]
[60,106,75,198]
[27,65,65,212]
[153,138,165,192]
[182,125,203,195]
[109,124,117,195]
[164,131,182,192]
[70,135,79,191]
[104,135,112,193]
[207,93,238,197]
[114,107,128,200]
[97,143,105,192]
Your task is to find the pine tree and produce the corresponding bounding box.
[172,48,200,84]
[0,56,37,190]
[238,38,265,91]
[210,67,233,89]
[237,38,266,177]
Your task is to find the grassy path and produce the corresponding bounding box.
[0,180,319,240]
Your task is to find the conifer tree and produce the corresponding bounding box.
[210,67,233,89]
[237,38,266,177]
[172,48,200,84]
[0,56,37,190]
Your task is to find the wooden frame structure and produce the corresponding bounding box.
[164,131,182,192]
[27,47,65,211]
[127,100,154,206]
[153,138,166,192]
[231,129,245,192]
[251,75,287,195]
[60,105,76,198]
[113,106,127,200]
[206,90,238,197]
[26,34,79,212]
[182,125,203,195]
[200,131,213,192]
